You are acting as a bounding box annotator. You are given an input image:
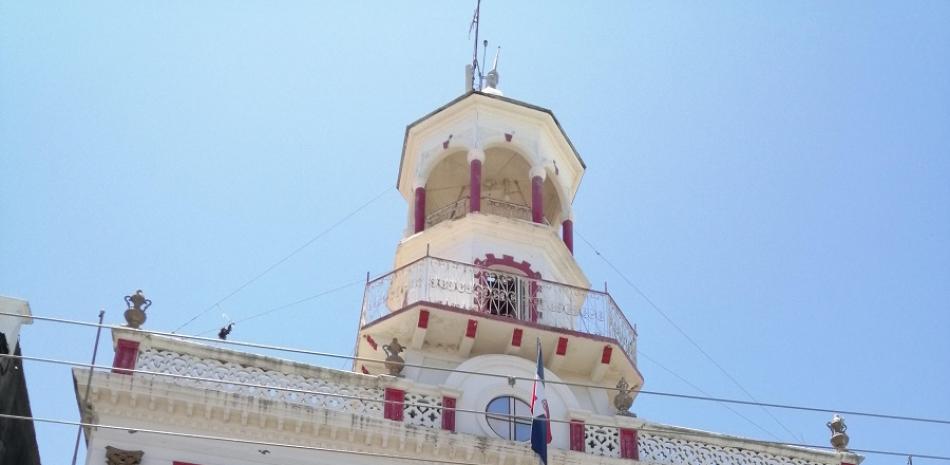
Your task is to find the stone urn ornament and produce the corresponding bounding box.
[382,337,406,376]
[827,414,850,451]
[614,377,636,416]
[123,290,151,329]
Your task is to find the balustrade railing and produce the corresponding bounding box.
[360,256,637,361]
[424,197,546,227]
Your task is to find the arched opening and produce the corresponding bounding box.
[474,254,541,323]
[420,147,564,228]
[424,151,470,227]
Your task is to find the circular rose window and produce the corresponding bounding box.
[485,396,532,442]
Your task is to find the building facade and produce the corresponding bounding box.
[74,82,863,465]
[0,296,41,465]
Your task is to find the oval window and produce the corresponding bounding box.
[485,396,532,442]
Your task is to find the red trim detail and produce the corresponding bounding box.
[601,345,613,364]
[620,428,639,460]
[384,388,405,421]
[569,420,586,452]
[556,337,569,356]
[470,159,482,213]
[505,133,513,142]
[414,187,426,233]
[511,328,523,347]
[465,319,478,338]
[531,175,544,223]
[365,335,378,350]
[417,309,430,329]
[442,396,457,431]
[112,339,140,375]
[562,219,574,254]
[361,365,369,374]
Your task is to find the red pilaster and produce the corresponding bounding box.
[620,428,639,460]
[413,186,426,233]
[569,420,586,452]
[470,159,482,213]
[562,219,574,254]
[466,319,478,338]
[384,388,405,421]
[112,339,140,375]
[442,396,457,432]
[601,345,613,364]
[417,309,430,329]
[531,175,544,223]
[556,337,569,356]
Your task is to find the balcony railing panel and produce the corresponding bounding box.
[424,197,547,228]
[361,257,637,361]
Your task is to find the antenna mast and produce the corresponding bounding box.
[469,0,482,90]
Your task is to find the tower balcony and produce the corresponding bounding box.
[357,256,638,386]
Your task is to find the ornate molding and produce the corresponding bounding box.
[105,446,143,465]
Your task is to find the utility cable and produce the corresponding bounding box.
[2,412,949,462]
[173,186,392,333]
[4,310,949,427]
[0,413,482,465]
[194,278,364,337]
[577,232,800,440]
[637,348,779,440]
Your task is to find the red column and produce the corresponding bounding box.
[442,396,457,432]
[112,339,140,375]
[620,428,639,460]
[531,175,544,223]
[562,219,574,254]
[413,187,426,233]
[469,159,482,213]
[384,388,405,421]
[569,420,586,452]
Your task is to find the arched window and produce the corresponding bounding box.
[485,396,532,442]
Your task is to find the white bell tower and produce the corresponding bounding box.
[354,83,643,438]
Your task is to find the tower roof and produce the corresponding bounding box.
[396,91,586,199]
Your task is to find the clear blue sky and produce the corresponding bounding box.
[2,2,948,463]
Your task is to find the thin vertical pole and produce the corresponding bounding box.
[71,310,105,465]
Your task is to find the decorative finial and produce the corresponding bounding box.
[122,290,151,329]
[827,414,849,451]
[382,337,406,376]
[483,46,502,95]
[613,377,637,416]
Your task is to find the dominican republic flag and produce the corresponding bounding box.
[530,339,552,465]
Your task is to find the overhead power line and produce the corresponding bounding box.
[194,278,364,337]
[4,310,949,427]
[173,186,392,333]
[577,232,800,440]
[2,412,948,462]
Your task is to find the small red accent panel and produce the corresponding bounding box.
[601,345,613,364]
[466,319,478,338]
[569,420,586,451]
[556,337,569,356]
[511,328,523,347]
[365,335,378,350]
[442,396,457,431]
[111,339,140,375]
[418,309,430,329]
[620,428,639,460]
[384,388,405,421]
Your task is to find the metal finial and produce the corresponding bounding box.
[485,46,501,89]
[122,290,150,329]
[827,414,849,451]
